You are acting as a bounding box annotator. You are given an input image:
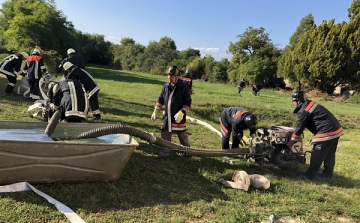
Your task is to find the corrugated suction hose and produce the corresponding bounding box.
[77,124,253,157]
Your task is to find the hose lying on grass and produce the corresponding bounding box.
[77,124,253,157]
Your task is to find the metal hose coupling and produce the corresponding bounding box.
[147,133,157,144]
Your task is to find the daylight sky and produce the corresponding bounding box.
[2,0,354,60]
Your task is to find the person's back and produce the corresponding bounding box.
[180,70,193,94]
[52,77,88,122]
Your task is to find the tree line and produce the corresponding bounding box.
[1,0,360,94]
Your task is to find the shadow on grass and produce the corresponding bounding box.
[87,67,165,86]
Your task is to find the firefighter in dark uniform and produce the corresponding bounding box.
[252,83,262,96]
[23,49,48,100]
[57,48,85,75]
[0,52,28,95]
[151,65,192,158]
[287,90,343,180]
[180,69,193,95]
[238,79,245,94]
[220,107,257,149]
[50,69,88,122]
[62,61,101,120]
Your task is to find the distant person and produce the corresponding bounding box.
[50,69,88,122]
[0,52,28,95]
[180,69,193,95]
[57,48,85,76]
[62,62,101,120]
[237,79,245,94]
[287,90,343,180]
[23,49,48,100]
[252,83,262,96]
[220,107,257,149]
[151,65,192,158]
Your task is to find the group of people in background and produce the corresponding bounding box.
[0,48,101,122]
[151,66,343,181]
[237,79,262,96]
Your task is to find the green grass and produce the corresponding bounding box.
[0,66,359,223]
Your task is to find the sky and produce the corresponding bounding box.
[2,0,354,60]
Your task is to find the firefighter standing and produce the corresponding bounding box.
[23,49,48,100]
[238,79,245,94]
[180,69,193,95]
[62,62,101,120]
[50,69,88,122]
[151,65,192,158]
[220,107,257,149]
[57,48,85,75]
[0,52,28,95]
[287,90,343,180]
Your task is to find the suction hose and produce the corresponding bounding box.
[77,124,253,157]
[45,110,62,136]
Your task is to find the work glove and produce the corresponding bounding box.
[174,109,185,123]
[49,103,59,110]
[151,109,159,122]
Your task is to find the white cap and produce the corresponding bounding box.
[63,61,73,71]
[20,52,29,59]
[67,48,75,55]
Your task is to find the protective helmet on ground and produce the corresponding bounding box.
[291,90,305,102]
[186,69,190,74]
[167,65,180,76]
[244,114,257,128]
[67,48,76,55]
[20,52,29,59]
[63,61,74,71]
[32,49,41,55]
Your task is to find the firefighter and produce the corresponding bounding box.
[287,90,343,180]
[62,61,101,120]
[220,107,257,149]
[50,69,88,122]
[0,52,28,95]
[56,48,85,75]
[23,49,48,100]
[252,83,262,96]
[151,65,192,158]
[180,69,193,95]
[238,79,245,94]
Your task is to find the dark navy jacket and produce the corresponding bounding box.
[155,79,191,132]
[291,100,343,144]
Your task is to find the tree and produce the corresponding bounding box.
[112,37,144,71]
[137,37,179,75]
[285,20,350,94]
[0,0,76,71]
[348,0,360,20]
[209,59,229,83]
[277,14,315,86]
[228,27,280,86]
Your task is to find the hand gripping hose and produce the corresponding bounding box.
[77,124,253,157]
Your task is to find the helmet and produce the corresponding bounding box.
[32,49,41,55]
[63,61,74,71]
[67,48,76,55]
[48,82,56,90]
[20,52,29,59]
[291,90,305,101]
[167,65,180,76]
[186,69,190,74]
[244,114,257,128]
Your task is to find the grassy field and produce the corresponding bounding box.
[0,65,359,223]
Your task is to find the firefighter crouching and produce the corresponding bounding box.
[0,52,29,95]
